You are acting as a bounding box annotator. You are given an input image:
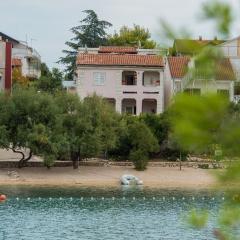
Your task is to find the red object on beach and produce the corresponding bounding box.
[0,194,7,201]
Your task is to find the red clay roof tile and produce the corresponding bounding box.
[215,58,236,80]
[168,56,190,78]
[168,56,235,80]
[77,53,164,67]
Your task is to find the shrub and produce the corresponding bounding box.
[44,155,55,169]
[130,149,149,171]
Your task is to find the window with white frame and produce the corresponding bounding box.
[93,72,106,86]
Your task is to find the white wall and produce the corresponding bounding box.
[184,79,234,101]
[218,38,240,58]
[218,37,240,78]
[12,43,41,79]
[76,66,164,114]
[163,60,174,108]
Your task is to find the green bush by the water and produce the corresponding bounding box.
[130,150,149,171]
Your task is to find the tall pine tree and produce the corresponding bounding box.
[59,10,112,79]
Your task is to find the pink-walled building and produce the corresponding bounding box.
[76,46,165,115]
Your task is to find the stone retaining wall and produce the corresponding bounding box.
[0,159,228,169]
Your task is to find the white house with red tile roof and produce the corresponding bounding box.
[76,46,165,115]
[164,56,235,106]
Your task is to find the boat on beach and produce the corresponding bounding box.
[120,175,143,185]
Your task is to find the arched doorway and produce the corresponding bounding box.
[142,99,157,114]
[122,98,136,115]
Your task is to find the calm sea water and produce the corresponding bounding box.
[0,186,224,240]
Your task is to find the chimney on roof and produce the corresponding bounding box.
[84,44,88,53]
[199,36,202,41]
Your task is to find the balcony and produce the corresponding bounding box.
[122,71,137,86]
[121,70,161,95]
[26,68,41,79]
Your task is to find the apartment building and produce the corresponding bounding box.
[0,32,41,80]
[76,46,165,115]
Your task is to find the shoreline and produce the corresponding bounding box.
[0,166,217,189]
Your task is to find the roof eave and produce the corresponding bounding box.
[77,64,164,68]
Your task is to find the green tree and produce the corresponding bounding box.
[161,0,240,238]
[108,25,157,49]
[169,94,229,155]
[128,121,159,170]
[200,0,234,38]
[80,95,120,160]
[37,68,63,93]
[54,93,119,168]
[0,88,59,168]
[40,62,51,77]
[139,113,169,146]
[58,10,112,79]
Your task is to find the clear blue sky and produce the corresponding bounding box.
[1,0,239,69]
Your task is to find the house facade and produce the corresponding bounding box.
[0,32,41,80]
[76,46,165,115]
[164,56,235,107]
[216,36,240,102]
[0,38,12,91]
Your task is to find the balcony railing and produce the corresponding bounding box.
[26,68,41,78]
[143,80,160,87]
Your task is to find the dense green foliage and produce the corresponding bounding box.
[128,122,159,170]
[36,66,63,93]
[160,0,240,237]
[0,88,59,167]
[107,25,157,49]
[58,10,112,79]
[0,86,185,168]
[200,0,233,38]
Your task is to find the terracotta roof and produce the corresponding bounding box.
[168,56,236,80]
[168,56,190,78]
[98,46,137,54]
[215,58,236,80]
[77,54,164,67]
[12,58,22,67]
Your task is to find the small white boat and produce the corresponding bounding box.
[120,175,143,185]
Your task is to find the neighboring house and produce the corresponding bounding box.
[172,37,225,56]
[216,36,240,102]
[0,37,12,91]
[76,46,165,115]
[164,56,190,107]
[165,56,235,106]
[0,32,41,80]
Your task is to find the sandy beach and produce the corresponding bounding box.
[0,166,216,189]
